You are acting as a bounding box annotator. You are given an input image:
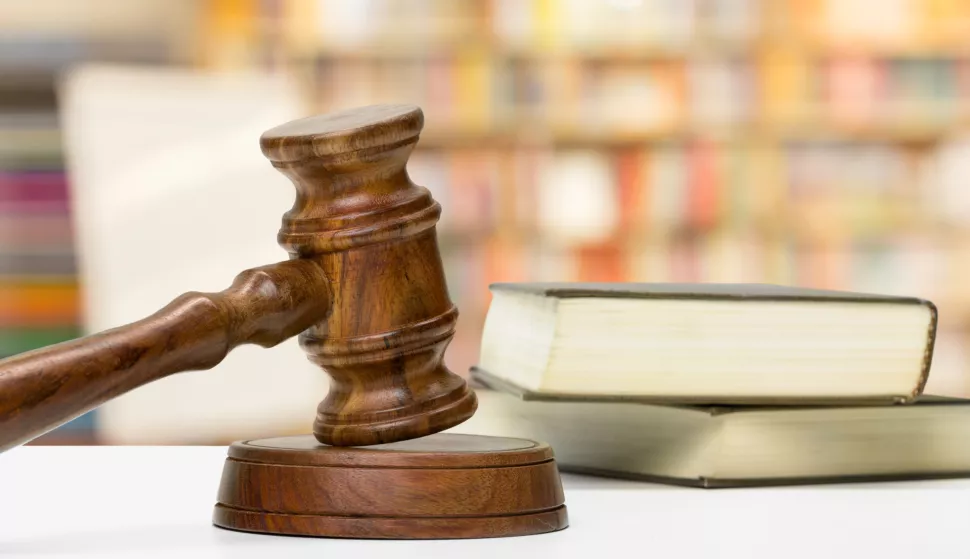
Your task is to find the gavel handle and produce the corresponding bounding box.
[0,259,330,453]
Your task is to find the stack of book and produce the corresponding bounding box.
[461,283,970,487]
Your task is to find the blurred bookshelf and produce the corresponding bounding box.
[271,0,970,397]
[4,0,970,443]
[0,0,198,443]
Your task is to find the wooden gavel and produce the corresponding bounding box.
[0,104,567,540]
[0,104,478,452]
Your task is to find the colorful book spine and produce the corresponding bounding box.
[0,117,80,369]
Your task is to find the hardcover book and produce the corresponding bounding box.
[464,371,970,488]
[476,283,938,404]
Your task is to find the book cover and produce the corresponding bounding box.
[468,371,970,488]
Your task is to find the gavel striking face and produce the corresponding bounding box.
[0,104,478,451]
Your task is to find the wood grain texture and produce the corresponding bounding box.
[0,104,479,452]
[261,104,477,446]
[0,259,330,452]
[212,433,568,539]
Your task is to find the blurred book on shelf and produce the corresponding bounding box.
[0,107,85,444]
[3,0,970,444]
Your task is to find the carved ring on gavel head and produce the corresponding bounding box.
[0,104,477,451]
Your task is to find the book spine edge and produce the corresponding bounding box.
[913,298,939,400]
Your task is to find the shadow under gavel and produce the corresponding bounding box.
[0,104,478,453]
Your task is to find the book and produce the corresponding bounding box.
[475,282,937,404]
[0,282,79,327]
[461,376,970,488]
[536,150,617,244]
[0,327,80,358]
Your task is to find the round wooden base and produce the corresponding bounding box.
[212,433,568,539]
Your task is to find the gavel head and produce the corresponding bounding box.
[259,104,477,446]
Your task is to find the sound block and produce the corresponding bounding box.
[212,433,568,539]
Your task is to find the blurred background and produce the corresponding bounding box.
[3,0,970,445]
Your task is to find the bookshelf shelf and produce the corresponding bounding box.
[304,42,970,61]
[414,125,966,147]
[435,222,970,246]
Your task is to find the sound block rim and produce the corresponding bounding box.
[212,433,568,540]
[213,504,568,540]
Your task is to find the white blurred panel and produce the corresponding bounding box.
[59,65,326,444]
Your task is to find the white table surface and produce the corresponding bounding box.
[1,446,968,558]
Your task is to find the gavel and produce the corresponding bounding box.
[0,104,566,539]
[0,104,476,451]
